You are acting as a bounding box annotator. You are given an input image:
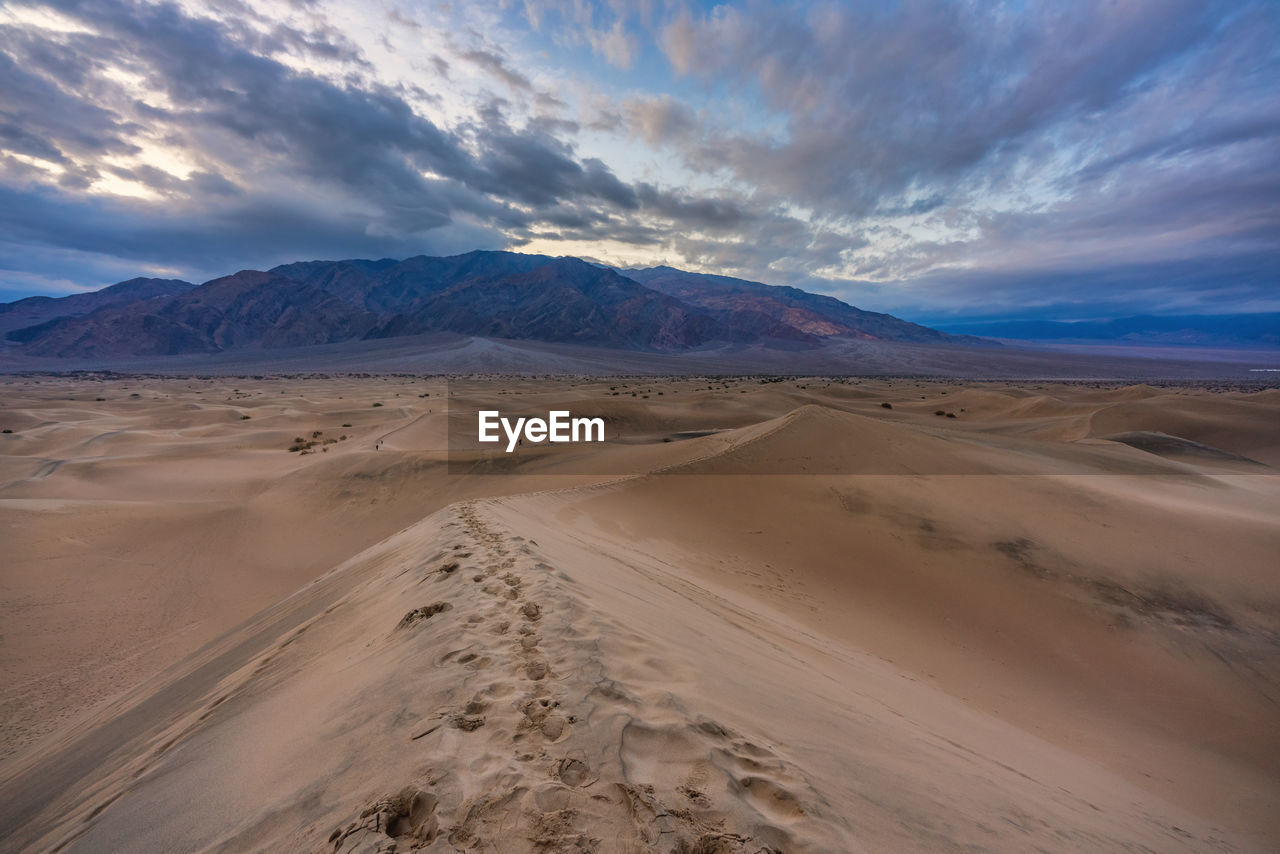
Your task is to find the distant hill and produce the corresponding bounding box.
[2,251,981,359]
[625,266,985,346]
[7,271,383,358]
[0,277,195,338]
[938,314,1280,348]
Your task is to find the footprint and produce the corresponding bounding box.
[528,807,593,852]
[539,715,569,741]
[329,786,439,852]
[454,652,491,670]
[395,602,451,630]
[589,680,636,706]
[556,757,590,786]
[520,694,554,721]
[735,776,806,822]
[692,718,737,741]
[678,784,710,805]
[734,740,774,760]
[450,713,485,731]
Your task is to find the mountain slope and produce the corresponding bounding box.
[274,252,734,349]
[271,250,557,313]
[359,257,724,350]
[625,265,982,345]
[12,271,380,358]
[0,277,195,337]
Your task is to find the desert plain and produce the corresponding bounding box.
[0,373,1278,853]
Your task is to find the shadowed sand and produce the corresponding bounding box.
[0,374,1277,852]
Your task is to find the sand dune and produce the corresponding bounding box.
[1,375,1277,852]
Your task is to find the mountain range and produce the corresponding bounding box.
[0,251,978,360]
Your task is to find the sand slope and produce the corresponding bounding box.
[1,494,1265,853]
[1,376,1277,852]
[0,376,614,761]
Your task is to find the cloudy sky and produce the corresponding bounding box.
[2,0,1277,323]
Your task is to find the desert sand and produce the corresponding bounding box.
[1,374,1277,852]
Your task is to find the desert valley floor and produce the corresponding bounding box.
[0,374,1277,853]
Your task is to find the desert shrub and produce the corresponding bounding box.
[372,402,383,407]
[881,402,892,409]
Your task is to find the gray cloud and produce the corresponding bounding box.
[661,0,1252,213]
[0,29,140,166]
[622,95,697,146]
[0,0,730,290]
[461,48,533,91]
[651,0,1280,316]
